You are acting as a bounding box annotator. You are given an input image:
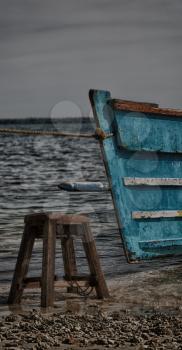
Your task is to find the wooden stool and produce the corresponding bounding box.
[8,212,109,307]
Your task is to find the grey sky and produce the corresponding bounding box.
[0,0,182,118]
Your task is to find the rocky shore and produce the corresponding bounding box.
[1,265,182,349]
[1,308,182,349]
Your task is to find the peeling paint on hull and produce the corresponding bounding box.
[89,89,182,262]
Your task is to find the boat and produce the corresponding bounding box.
[89,89,182,262]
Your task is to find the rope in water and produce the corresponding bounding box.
[0,127,114,140]
[0,127,95,138]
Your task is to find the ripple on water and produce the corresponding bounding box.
[0,119,181,283]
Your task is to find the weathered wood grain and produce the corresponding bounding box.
[25,213,89,225]
[60,225,77,280]
[9,211,108,306]
[132,210,182,219]
[139,238,182,251]
[113,99,158,108]
[8,224,35,304]
[124,177,182,186]
[112,99,182,117]
[89,89,182,261]
[80,222,109,299]
[116,112,182,153]
[41,219,56,308]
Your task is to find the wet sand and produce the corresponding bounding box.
[0,265,182,349]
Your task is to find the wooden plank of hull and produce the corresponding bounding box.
[116,113,182,153]
[114,99,158,108]
[139,238,182,250]
[132,210,182,219]
[89,89,182,261]
[124,177,182,186]
[112,99,182,117]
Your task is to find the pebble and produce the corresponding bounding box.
[0,309,182,349]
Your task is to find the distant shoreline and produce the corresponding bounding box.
[0,117,94,124]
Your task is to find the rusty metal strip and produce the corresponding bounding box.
[132,210,182,219]
[112,99,182,117]
[124,177,182,186]
[111,98,158,108]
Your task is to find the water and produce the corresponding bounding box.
[0,117,122,282]
[0,118,182,284]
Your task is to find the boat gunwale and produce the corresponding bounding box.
[111,99,182,117]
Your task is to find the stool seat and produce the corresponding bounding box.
[8,212,109,307]
[24,212,89,224]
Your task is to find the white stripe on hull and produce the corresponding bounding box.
[124,177,182,186]
[132,210,182,219]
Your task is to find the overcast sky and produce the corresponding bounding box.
[0,0,182,118]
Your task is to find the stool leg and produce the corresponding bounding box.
[80,223,109,299]
[8,224,35,304]
[60,225,77,281]
[41,220,56,308]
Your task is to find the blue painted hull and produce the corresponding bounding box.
[89,89,182,262]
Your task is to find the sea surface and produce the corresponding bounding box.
[0,118,181,283]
